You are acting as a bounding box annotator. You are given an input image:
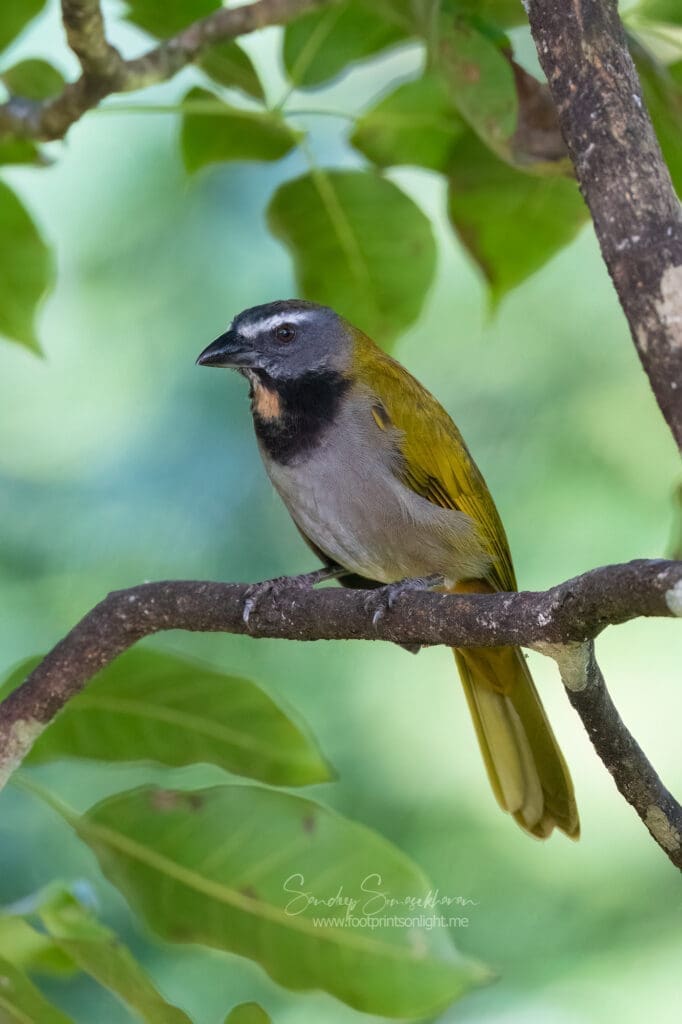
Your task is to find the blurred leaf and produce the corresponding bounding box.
[268,169,436,344]
[199,41,265,100]
[0,180,52,352]
[181,87,298,173]
[449,1,528,28]
[11,648,332,785]
[350,53,566,179]
[435,18,569,173]
[634,0,682,24]
[668,482,682,559]
[125,0,220,38]
[350,73,467,172]
[0,915,75,976]
[0,61,62,168]
[36,889,192,1024]
[0,137,43,166]
[0,956,73,1023]
[507,57,570,171]
[1,59,64,100]
[74,784,491,1018]
[0,656,40,702]
[448,133,587,302]
[633,47,682,194]
[438,18,518,158]
[283,0,411,88]
[225,1004,272,1024]
[0,0,46,53]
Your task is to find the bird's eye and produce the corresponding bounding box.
[273,323,296,343]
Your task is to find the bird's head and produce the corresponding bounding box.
[196,299,354,381]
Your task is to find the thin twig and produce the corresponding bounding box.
[0,0,333,141]
[0,559,681,864]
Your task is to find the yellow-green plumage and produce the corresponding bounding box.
[353,330,579,840]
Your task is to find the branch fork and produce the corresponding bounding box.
[1,560,681,866]
[0,0,332,141]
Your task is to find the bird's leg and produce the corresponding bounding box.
[366,574,445,627]
[242,565,345,626]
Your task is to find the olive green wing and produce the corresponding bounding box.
[355,338,517,593]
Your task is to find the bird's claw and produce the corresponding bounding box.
[242,567,339,627]
[367,581,405,627]
[366,575,444,628]
[372,604,386,627]
[242,579,279,626]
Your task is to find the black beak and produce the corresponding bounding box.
[196,329,253,368]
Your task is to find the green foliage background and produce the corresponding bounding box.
[1,2,681,1022]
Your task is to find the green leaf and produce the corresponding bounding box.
[635,1,682,25]
[0,65,55,163]
[667,481,682,560]
[438,18,518,158]
[0,1,46,54]
[0,884,192,1023]
[0,956,73,1024]
[36,889,192,1024]
[125,0,220,38]
[449,1,528,29]
[9,648,332,786]
[283,0,410,88]
[0,181,52,352]
[74,785,491,1018]
[634,49,682,195]
[1,59,64,100]
[199,41,265,101]
[448,132,588,302]
[225,1004,272,1024]
[350,73,467,172]
[181,88,298,173]
[0,915,75,976]
[267,170,436,344]
[0,138,43,166]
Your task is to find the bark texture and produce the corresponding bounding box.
[528,0,682,449]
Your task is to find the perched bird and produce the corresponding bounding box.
[197,300,579,840]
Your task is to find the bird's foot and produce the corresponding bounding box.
[242,566,342,626]
[366,574,445,628]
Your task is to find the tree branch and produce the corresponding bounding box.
[0,0,332,141]
[1,559,681,865]
[60,0,126,80]
[547,641,682,865]
[527,0,682,450]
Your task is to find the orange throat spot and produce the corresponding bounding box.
[252,380,282,421]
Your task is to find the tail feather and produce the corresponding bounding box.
[454,645,579,840]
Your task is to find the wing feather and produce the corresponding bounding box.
[353,334,517,593]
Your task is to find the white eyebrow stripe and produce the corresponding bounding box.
[238,310,314,338]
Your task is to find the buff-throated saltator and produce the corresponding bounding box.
[198,300,579,840]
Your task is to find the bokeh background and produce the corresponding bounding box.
[1,2,681,1022]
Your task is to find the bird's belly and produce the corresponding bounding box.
[263,445,489,585]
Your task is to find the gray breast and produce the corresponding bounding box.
[259,391,491,586]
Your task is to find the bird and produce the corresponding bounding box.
[197,299,579,840]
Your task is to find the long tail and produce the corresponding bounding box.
[453,643,579,839]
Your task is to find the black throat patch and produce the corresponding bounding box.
[248,369,350,465]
